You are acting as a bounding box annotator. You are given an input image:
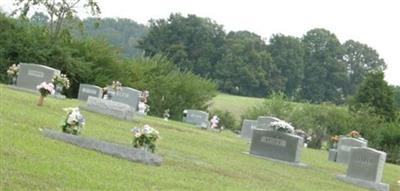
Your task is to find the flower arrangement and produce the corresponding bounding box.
[61,107,85,135]
[131,124,160,153]
[36,82,55,97]
[347,130,360,138]
[52,74,70,89]
[270,120,295,134]
[111,81,122,91]
[7,64,19,77]
[330,135,339,143]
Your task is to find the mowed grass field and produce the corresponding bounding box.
[209,93,264,119]
[1,84,399,191]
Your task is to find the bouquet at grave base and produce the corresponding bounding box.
[330,135,339,143]
[131,124,160,153]
[7,64,19,77]
[111,81,122,91]
[61,107,85,135]
[52,74,70,89]
[270,120,295,134]
[36,82,55,96]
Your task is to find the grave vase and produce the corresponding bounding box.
[37,95,45,106]
[11,76,17,85]
[55,84,63,95]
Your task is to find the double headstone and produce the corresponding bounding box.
[82,97,134,120]
[77,84,103,101]
[256,116,280,130]
[337,147,389,191]
[108,87,141,111]
[240,119,257,139]
[183,110,209,128]
[330,137,367,164]
[249,128,306,166]
[16,63,60,91]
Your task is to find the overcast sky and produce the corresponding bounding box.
[1,0,399,85]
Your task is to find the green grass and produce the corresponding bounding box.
[209,93,264,119]
[1,84,399,191]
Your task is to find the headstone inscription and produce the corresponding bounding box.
[77,84,103,101]
[240,119,257,139]
[249,128,305,166]
[16,63,60,91]
[337,147,389,191]
[108,87,141,111]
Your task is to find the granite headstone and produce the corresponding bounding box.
[109,87,141,111]
[256,116,280,130]
[16,63,60,91]
[77,84,103,101]
[250,128,305,165]
[336,137,368,164]
[240,119,257,139]
[43,129,162,166]
[183,109,209,128]
[337,147,389,191]
[82,96,134,120]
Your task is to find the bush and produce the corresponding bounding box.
[210,109,237,131]
[120,55,218,120]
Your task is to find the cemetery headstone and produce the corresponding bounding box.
[337,147,389,191]
[183,109,210,128]
[82,96,134,120]
[240,119,257,139]
[43,128,162,166]
[249,128,306,166]
[16,63,60,91]
[109,87,141,111]
[256,116,280,130]
[336,137,367,164]
[77,84,103,101]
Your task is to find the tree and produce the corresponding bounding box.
[137,13,225,77]
[215,31,276,97]
[342,40,386,95]
[390,85,400,109]
[268,34,305,99]
[350,71,396,121]
[301,28,347,104]
[12,0,101,42]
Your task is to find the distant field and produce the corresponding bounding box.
[1,85,399,191]
[209,93,264,119]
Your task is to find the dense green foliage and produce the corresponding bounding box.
[79,17,147,58]
[350,71,397,121]
[0,13,217,118]
[138,14,388,104]
[215,31,274,97]
[2,85,400,190]
[138,14,225,77]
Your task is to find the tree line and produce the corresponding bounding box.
[138,14,388,104]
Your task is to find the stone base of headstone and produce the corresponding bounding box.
[336,175,389,191]
[328,149,338,162]
[8,85,66,99]
[80,105,134,121]
[242,152,308,168]
[42,128,162,166]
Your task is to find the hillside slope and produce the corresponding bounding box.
[1,85,399,191]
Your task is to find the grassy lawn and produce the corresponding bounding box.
[209,93,264,120]
[1,84,399,191]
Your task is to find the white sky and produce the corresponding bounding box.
[1,0,399,85]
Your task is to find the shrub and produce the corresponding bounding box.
[210,109,237,131]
